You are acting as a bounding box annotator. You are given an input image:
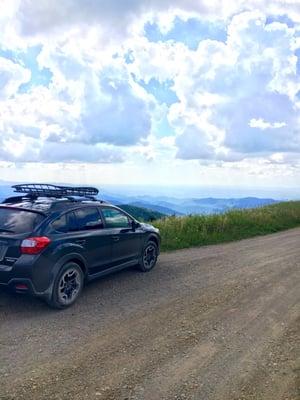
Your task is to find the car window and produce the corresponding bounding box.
[51,212,77,233]
[102,208,131,228]
[0,208,44,235]
[74,207,103,231]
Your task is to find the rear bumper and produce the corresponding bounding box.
[0,278,49,297]
[0,254,55,298]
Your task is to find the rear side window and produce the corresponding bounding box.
[74,207,103,230]
[51,212,77,233]
[101,208,131,228]
[0,208,44,235]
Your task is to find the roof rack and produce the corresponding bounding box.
[12,184,99,199]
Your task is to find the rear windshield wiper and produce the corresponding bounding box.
[0,228,14,233]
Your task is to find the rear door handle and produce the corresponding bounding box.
[75,239,86,246]
[112,236,120,242]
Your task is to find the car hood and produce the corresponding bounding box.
[140,222,159,233]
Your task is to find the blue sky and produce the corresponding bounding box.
[144,17,227,49]
[0,45,52,93]
[0,0,300,191]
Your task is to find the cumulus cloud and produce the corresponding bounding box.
[175,126,215,159]
[38,142,124,163]
[81,71,151,146]
[0,74,148,162]
[249,118,286,130]
[152,11,300,161]
[14,0,219,38]
[0,0,300,176]
[0,57,30,99]
[0,131,124,164]
[0,33,152,162]
[13,0,300,40]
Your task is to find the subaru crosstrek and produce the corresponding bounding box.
[0,184,160,308]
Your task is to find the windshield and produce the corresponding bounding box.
[0,208,44,235]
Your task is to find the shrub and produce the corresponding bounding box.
[154,201,300,251]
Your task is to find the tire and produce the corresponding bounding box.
[138,240,159,272]
[46,262,84,309]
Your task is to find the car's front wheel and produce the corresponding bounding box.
[47,262,84,309]
[138,240,158,272]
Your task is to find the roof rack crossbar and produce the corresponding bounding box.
[12,184,99,199]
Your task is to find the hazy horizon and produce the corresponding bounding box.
[0,179,299,200]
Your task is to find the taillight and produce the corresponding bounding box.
[20,236,51,255]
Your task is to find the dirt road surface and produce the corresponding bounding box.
[0,228,299,400]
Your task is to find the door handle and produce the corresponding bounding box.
[112,236,120,242]
[75,239,86,245]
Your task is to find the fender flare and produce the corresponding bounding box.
[141,234,160,258]
[44,252,88,300]
[52,252,87,277]
[147,234,160,248]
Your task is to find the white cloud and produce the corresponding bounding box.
[0,57,30,99]
[249,118,287,130]
[11,0,300,40]
[175,126,215,160]
[127,37,189,83]
[0,34,153,162]
[0,132,124,164]
[0,1,300,187]
[81,69,152,146]
[151,11,300,161]
[12,0,219,39]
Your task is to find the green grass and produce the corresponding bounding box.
[153,201,300,252]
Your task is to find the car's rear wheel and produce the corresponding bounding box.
[47,262,84,309]
[138,240,158,272]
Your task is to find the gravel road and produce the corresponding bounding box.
[0,228,299,400]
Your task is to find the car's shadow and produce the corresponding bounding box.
[0,266,148,316]
[0,286,49,314]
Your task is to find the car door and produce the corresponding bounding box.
[72,206,113,274]
[100,207,142,266]
[49,207,112,275]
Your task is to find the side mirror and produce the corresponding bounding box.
[131,220,140,231]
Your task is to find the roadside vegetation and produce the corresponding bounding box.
[154,201,300,251]
[118,204,166,222]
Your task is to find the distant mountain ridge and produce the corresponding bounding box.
[117,204,166,221]
[127,201,184,216]
[102,193,279,215]
[0,183,280,216]
[154,197,279,215]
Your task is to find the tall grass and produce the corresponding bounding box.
[154,201,300,251]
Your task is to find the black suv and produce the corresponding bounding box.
[0,184,160,308]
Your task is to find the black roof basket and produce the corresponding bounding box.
[12,184,99,199]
